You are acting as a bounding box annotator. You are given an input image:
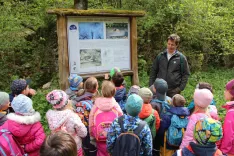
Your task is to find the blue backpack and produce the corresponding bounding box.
[151,99,171,117]
[166,115,188,147]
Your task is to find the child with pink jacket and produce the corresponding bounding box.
[0,94,46,156]
[219,79,234,156]
[180,89,213,149]
[46,90,87,156]
[89,81,123,156]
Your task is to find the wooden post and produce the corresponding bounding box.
[57,15,69,90]
[130,17,139,85]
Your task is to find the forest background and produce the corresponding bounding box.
[0,0,234,132]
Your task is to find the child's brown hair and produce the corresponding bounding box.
[172,94,186,107]
[111,72,124,87]
[101,81,116,98]
[84,77,98,93]
[40,131,77,156]
[197,82,213,93]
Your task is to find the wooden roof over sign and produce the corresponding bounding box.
[47,9,146,17]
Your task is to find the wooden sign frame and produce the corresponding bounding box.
[47,9,145,90]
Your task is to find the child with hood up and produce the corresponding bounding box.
[46,90,87,156]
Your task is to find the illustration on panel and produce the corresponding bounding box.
[106,23,128,39]
[79,22,104,40]
[80,49,102,68]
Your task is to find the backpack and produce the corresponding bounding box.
[112,116,146,156]
[92,107,119,141]
[0,129,26,156]
[157,51,185,74]
[151,99,171,117]
[166,115,188,147]
[75,100,93,126]
[143,109,156,138]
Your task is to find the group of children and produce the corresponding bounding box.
[0,67,234,156]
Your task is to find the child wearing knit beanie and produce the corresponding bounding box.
[46,90,87,156]
[107,94,153,156]
[9,79,36,102]
[180,89,213,149]
[138,87,160,155]
[219,79,234,155]
[187,82,217,115]
[1,94,46,155]
[0,92,10,126]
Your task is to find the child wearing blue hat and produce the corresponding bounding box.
[65,74,84,100]
[107,94,153,156]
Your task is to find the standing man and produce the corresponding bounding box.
[149,34,190,97]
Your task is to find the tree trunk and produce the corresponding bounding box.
[74,0,88,10]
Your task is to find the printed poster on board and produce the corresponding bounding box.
[67,16,130,74]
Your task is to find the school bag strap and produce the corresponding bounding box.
[157,51,185,74]
[118,116,146,136]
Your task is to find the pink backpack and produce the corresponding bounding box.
[0,129,26,156]
[92,107,118,141]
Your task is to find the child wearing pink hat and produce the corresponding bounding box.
[180,89,213,149]
[219,79,234,156]
[46,90,87,156]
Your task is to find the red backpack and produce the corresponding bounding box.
[0,129,26,156]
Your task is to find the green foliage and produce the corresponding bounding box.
[0,0,73,90]
[186,54,204,72]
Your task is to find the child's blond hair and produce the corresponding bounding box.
[101,81,116,98]
[84,77,98,93]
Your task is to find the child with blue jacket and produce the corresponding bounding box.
[107,94,152,156]
[159,94,190,156]
[111,71,127,113]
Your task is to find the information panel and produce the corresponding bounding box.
[67,17,131,74]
